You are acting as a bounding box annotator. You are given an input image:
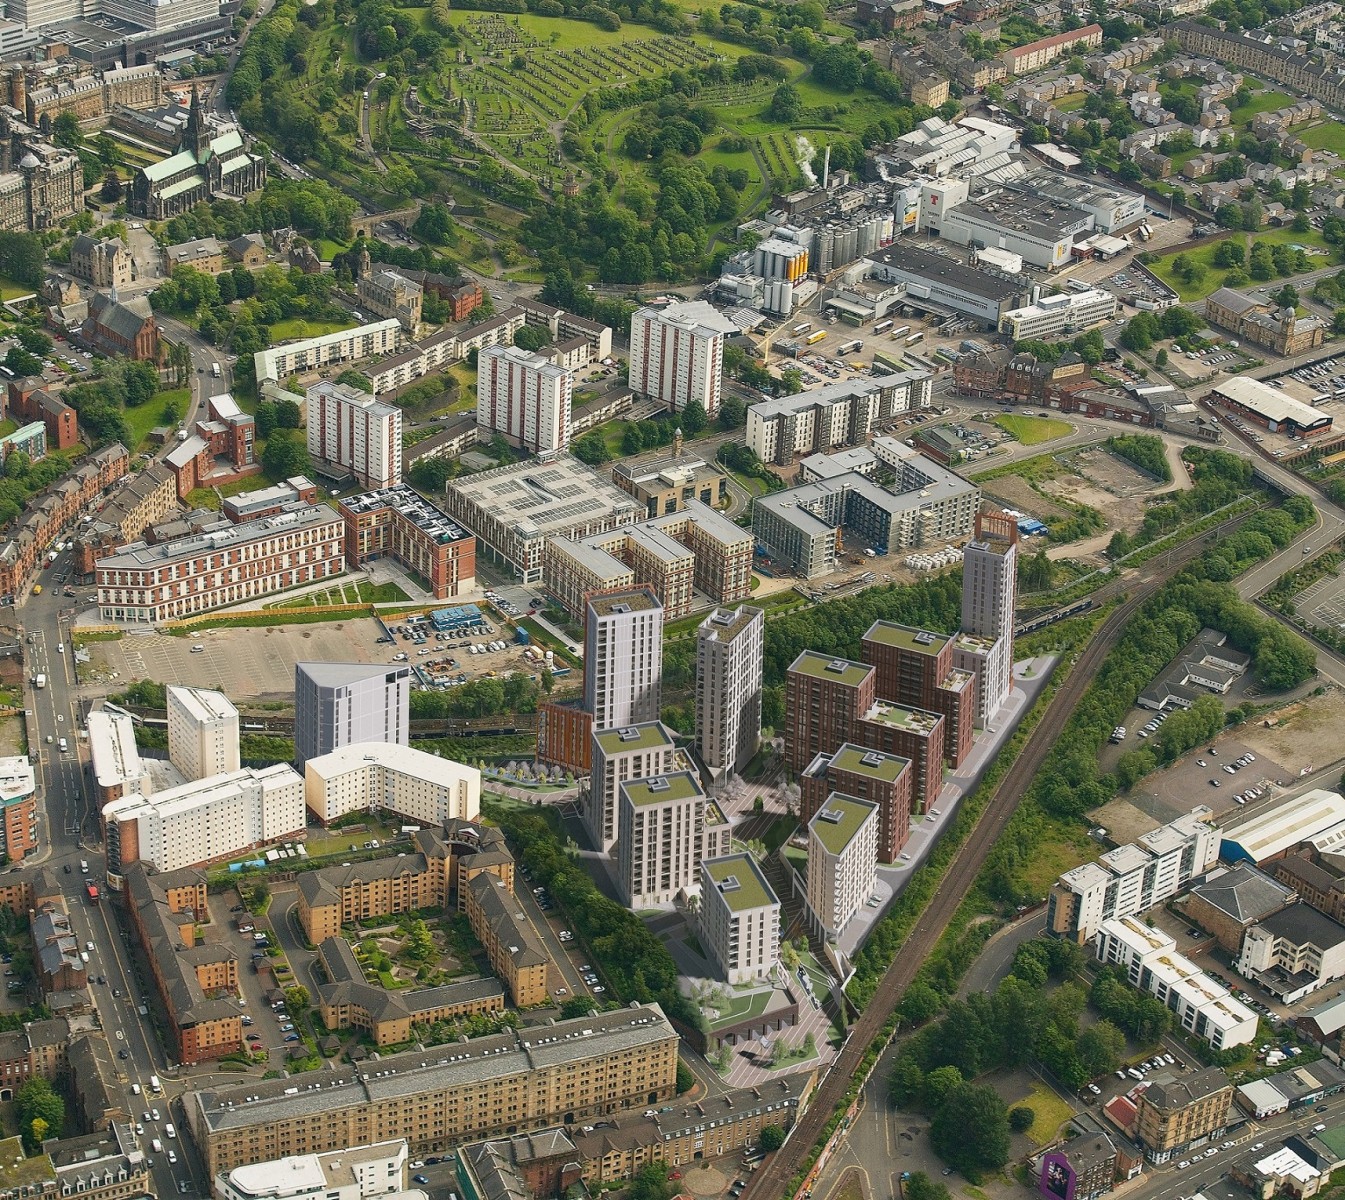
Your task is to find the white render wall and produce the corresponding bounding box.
[303,742,481,827]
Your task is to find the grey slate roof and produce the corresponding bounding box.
[1189,864,1296,924]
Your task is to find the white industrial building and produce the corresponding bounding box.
[1048,809,1220,942]
[1220,789,1345,865]
[476,344,573,455]
[999,288,1118,340]
[102,764,306,874]
[302,742,481,828]
[166,685,239,783]
[806,793,878,941]
[306,380,402,489]
[1095,915,1258,1049]
[215,1139,410,1200]
[628,301,733,416]
[699,852,781,984]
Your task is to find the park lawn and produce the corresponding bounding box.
[1016,1082,1077,1146]
[268,317,357,341]
[0,420,15,440]
[0,276,34,300]
[994,414,1072,445]
[313,238,351,262]
[1301,121,1345,156]
[1148,227,1333,301]
[1229,89,1297,125]
[1054,93,1086,113]
[123,400,174,452]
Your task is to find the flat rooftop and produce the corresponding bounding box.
[340,484,471,545]
[99,504,338,570]
[866,242,1024,302]
[788,651,873,687]
[593,723,675,756]
[446,455,639,540]
[810,792,878,855]
[620,771,702,808]
[864,620,952,655]
[589,587,660,618]
[861,700,943,734]
[830,742,911,784]
[702,853,778,913]
[698,605,762,643]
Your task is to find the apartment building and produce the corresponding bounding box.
[296,822,513,943]
[314,936,503,1046]
[166,685,239,782]
[463,873,550,1006]
[476,344,573,455]
[186,1005,680,1176]
[222,477,319,523]
[784,652,876,774]
[958,511,1018,725]
[7,378,77,452]
[806,793,879,941]
[294,662,411,769]
[1000,25,1103,74]
[338,486,476,602]
[628,301,732,416]
[1048,811,1221,943]
[73,464,178,576]
[303,743,480,829]
[746,373,933,465]
[124,863,242,1065]
[48,1124,151,1200]
[101,763,305,876]
[96,505,346,623]
[32,901,87,997]
[0,1019,68,1096]
[1132,1068,1234,1163]
[999,288,1118,340]
[1236,904,1345,1004]
[513,296,614,359]
[585,588,664,732]
[854,700,945,814]
[0,757,36,862]
[254,320,401,384]
[800,743,913,864]
[215,1139,410,1200]
[1095,916,1257,1048]
[306,381,402,490]
[695,605,764,783]
[587,723,678,854]
[861,621,978,767]
[618,772,706,908]
[698,853,780,984]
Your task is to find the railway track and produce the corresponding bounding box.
[744,539,1220,1200]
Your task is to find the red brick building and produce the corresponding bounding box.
[784,651,877,775]
[800,742,913,863]
[82,291,160,361]
[856,700,946,814]
[7,379,77,450]
[536,700,593,775]
[338,485,475,601]
[861,621,977,767]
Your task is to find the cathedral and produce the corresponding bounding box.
[130,89,267,220]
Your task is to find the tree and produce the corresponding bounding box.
[52,112,82,149]
[767,84,803,124]
[284,984,310,1014]
[1272,284,1299,309]
[1008,1106,1035,1133]
[100,171,123,202]
[905,1174,951,1200]
[17,1077,63,1151]
[681,399,707,436]
[1076,1019,1126,1078]
[929,1083,1011,1180]
[718,397,746,430]
[4,452,28,480]
[758,1124,785,1152]
[513,324,549,352]
[560,995,596,1019]
[262,430,309,480]
[335,369,372,391]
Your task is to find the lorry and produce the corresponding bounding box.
[34,674,45,689]
[85,882,99,905]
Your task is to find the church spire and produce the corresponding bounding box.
[184,84,210,162]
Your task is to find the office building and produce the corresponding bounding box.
[746,373,933,465]
[215,1139,410,1200]
[303,743,480,829]
[999,288,1118,340]
[294,662,411,770]
[338,486,475,601]
[124,863,242,1066]
[443,456,639,585]
[1132,1068,1234,1164]
[584,588,663,732]
[588,723,677,854]
[102,764,305,875]
[855,700,944,814]
[96,505,345,623]
[1048,810,1221,942]
[1237,904,1345,1004]
[784,652,876,774]
[1095,916,1257,1049]
[957,510,1018,725]
[617,772,705,908]
[254,320,402,385]
[306,381,402,490]
[186,1005,680,1177]
[699,853,780,984]
[476,345,573,455]
[806,793,879,941]
[800,743,912,864]
[1181,863,1296,952]
[69,234,133,289]
[612,454,728,518]
[87,708,149,807]
[628,301,732,416]
[695,605,764,783]
[166,685,239,782]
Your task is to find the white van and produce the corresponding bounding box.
[149,1075,162,1094]
[58,738,67,753]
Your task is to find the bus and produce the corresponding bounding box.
[872,319,894,335]
[892,325,911,339]
[906,331,925,346]
[838,338,863,355]
[791,322,813,336]
[805,330,827,345]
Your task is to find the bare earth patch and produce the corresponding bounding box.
[983,476,1072,522]
[1089,798,1162,845]
[1239,687,1345,777]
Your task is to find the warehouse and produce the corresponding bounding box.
[1210,377,1334,437]
[864,243,1029,326]
[1220,789,1345,866]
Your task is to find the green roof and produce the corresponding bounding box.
[620,770,702,808]
[831,742,910,784]
[864,701,942,734]
[789,650,872,686]
[142,148,198,182]
[863,620,951,655]
[702,853,778,913]
[0,1137,54,1189]
[589,587,659,617]
[810,793,879,855]
[594,722,674,755]
[704,799,728,827]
